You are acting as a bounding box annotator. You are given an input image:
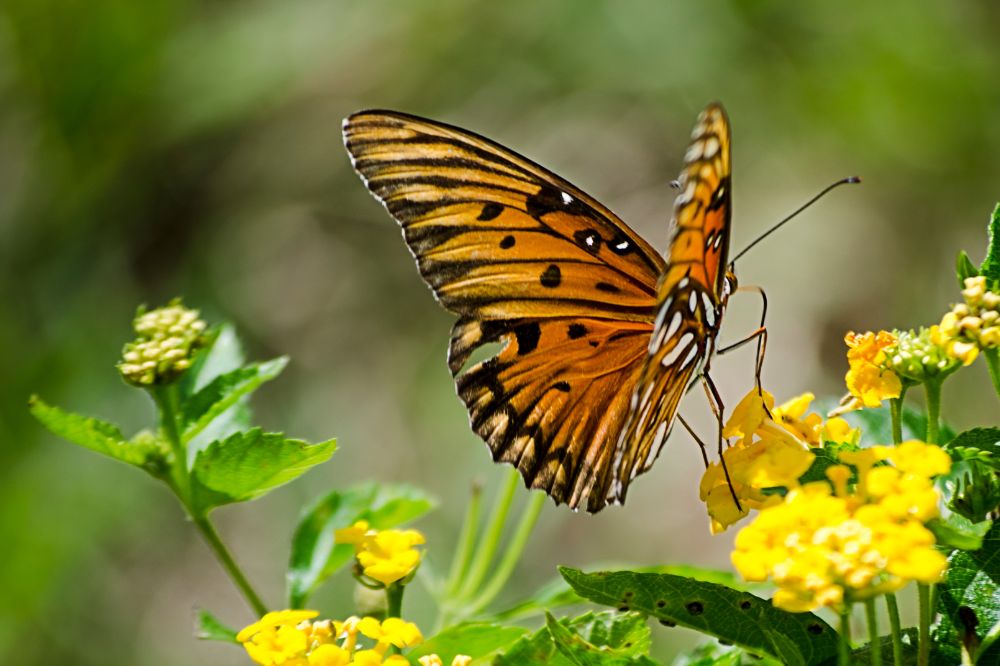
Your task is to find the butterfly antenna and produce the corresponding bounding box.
[731,176,861,263]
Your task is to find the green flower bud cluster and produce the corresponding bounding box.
[939,276,1000,355]
[118,300,207,386]
[884,327,958,383]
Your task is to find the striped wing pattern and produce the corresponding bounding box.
[612,104,733,503]
[343,105,732,511]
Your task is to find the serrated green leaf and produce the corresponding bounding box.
[190,428,335,512]
[560,568,838,666]
[182,357,287,443]
[409,623,527,664]
[180,323,245,396]
[935,522,1000,665]
[546,612,658,666]
[194,608,238,643]
[946,428,1000,465]
[672,643,766,666]
[29,396,162,471]
[492,565,759,623]
[980,203,1000,285]
[494,612,654,666]
[957,250,980,287]
[927,514,992,551]
[286,482,436,607]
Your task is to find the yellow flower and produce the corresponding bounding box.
[419,656,472,666]
[238,610,320,666]
[772,392,824,445]
[352,650,384,666]
[822,417,860,445]
[933,276,1000,364]
[701,389,815,533]
[731,442,950,612]
[307,644,351,666]
[334,520,372,546]
[837,331,902,412]
[357,617,423,649]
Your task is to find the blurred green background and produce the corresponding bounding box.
[3,1,1000,663]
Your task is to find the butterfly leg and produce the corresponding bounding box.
[677,414,711,468]
[700,372,742,511]
[717,285,770,413]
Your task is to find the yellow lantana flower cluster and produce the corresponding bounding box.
[936,275,1000,365]
[238,610,469,666]
[836,330,903,413]
[335,522,425,586]
[118,299,208,386]
[731,441,951,612]
[700,390,857,533]
[884,326,960,382]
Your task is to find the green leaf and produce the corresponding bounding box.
[190,428,336,512]
[29,396,164,474]
[494,611,655,666]
[957,250,980,287]
[560,568,838,666]
[194,608,238,643]
[546,612,658,666]
[409,623,527,664]
[934,521,1000,665]
[980,203,1000,285]
[286,482,436,607]
[182,357,288,443]
[672,643,769,666]
[940,429,1000,523]
[798,441,859,485]
[180,323,245,396]
[492,565,760,623]
[946,427,1000,466]
[927,514,992,551]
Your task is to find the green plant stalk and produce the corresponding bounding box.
[839,604,853,666]
[865,598,881,665]
[984,348,1000,401]
[386,581,404,619]
[885,593,904,666]
[468,490,546,615]
[923,380,941,444]
[153,385,191,504]
[445,482,482,597]
[456,468,519,601]
[918,583,931,666]
[889,395,904,446]
[153,384,267,616]
[977,617,1000,662]
[193,515,268,616]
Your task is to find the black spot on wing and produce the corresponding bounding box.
[608,235,635,256]
[595,282,621,293]
[540,264,562,288]
[567,323,587,339]
[573,229,602,255]
[513,322,541,355]
[553,381,570,392]
[499,235,516,249]
[478,202,504,220]
[525,184,589,219]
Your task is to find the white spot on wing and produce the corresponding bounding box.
[661,332,694,366]
[561,191,573,205]
[685,141,704,162]
[703,136,720,158]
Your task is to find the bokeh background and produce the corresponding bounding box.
[3,1,1000,663]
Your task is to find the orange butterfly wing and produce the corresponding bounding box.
[613,104,733,502]
[343,106,732,512]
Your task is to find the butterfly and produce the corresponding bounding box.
[343,103,737,512]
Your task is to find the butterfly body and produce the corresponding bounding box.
[344,104,733,512]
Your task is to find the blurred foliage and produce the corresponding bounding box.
[3,1,1000,663]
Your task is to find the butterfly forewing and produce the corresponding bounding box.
[611,104,734,505]
[343,105,732,512]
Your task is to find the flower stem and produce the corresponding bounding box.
[865,599,881,665]
[923,380,942,444]
[918,583,932,666]
[839,604,853,666]
[977,618,1000,662]
[152,384,191,504]
[889,395,904,446]
[457,467,519,601]
[386,581,404,619]
[885,593,904,666]
[445,481,482,597]
[984,348,1000,401]
[192,514,268,616]
[468,490,545,615]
